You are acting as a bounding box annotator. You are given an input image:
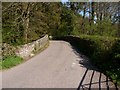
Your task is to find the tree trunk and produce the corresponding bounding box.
[82,4,86,34]
[91,2,95,34]
[22,3,30,43]
[88,2,91,35]
[118,2,120,37]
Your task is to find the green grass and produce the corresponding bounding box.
[0,61,2,70]
[1,55,23,70]
[1,41,49,70]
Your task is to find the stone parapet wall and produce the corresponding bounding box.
[15,35,49,59]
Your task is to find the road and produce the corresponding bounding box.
[2,41,117,89]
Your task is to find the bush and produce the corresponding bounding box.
[2,43,16,59]
[56,35,120,84]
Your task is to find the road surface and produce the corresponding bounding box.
[2,41,117,89]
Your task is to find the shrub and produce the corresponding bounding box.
[56,35,120,84]
[2,43,16,59]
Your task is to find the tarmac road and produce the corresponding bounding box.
[2,41,117,89]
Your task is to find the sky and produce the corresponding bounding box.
[61,0,97,23]
[61,0,68,3]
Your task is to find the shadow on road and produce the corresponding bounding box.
[77,68,119,90]
[70,44,119,90]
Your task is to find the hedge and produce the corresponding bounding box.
[56,35,120,85]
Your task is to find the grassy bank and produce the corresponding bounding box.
[56,35,120,85]
[1,55,23,70]
[1,42,49,70]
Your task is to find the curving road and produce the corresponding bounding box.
[2,41,117,89]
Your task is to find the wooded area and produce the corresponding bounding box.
[2,1,120,86]
[2,2,120,45]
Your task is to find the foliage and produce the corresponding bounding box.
[58,6,74,36]
[2,43,16,59]
[2,2,119,46]
[1,55,23,69]
[57,35,120,84]
[2,2,120,84]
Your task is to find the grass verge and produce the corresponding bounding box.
[1,55,23,70]
[1,42,49,70]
